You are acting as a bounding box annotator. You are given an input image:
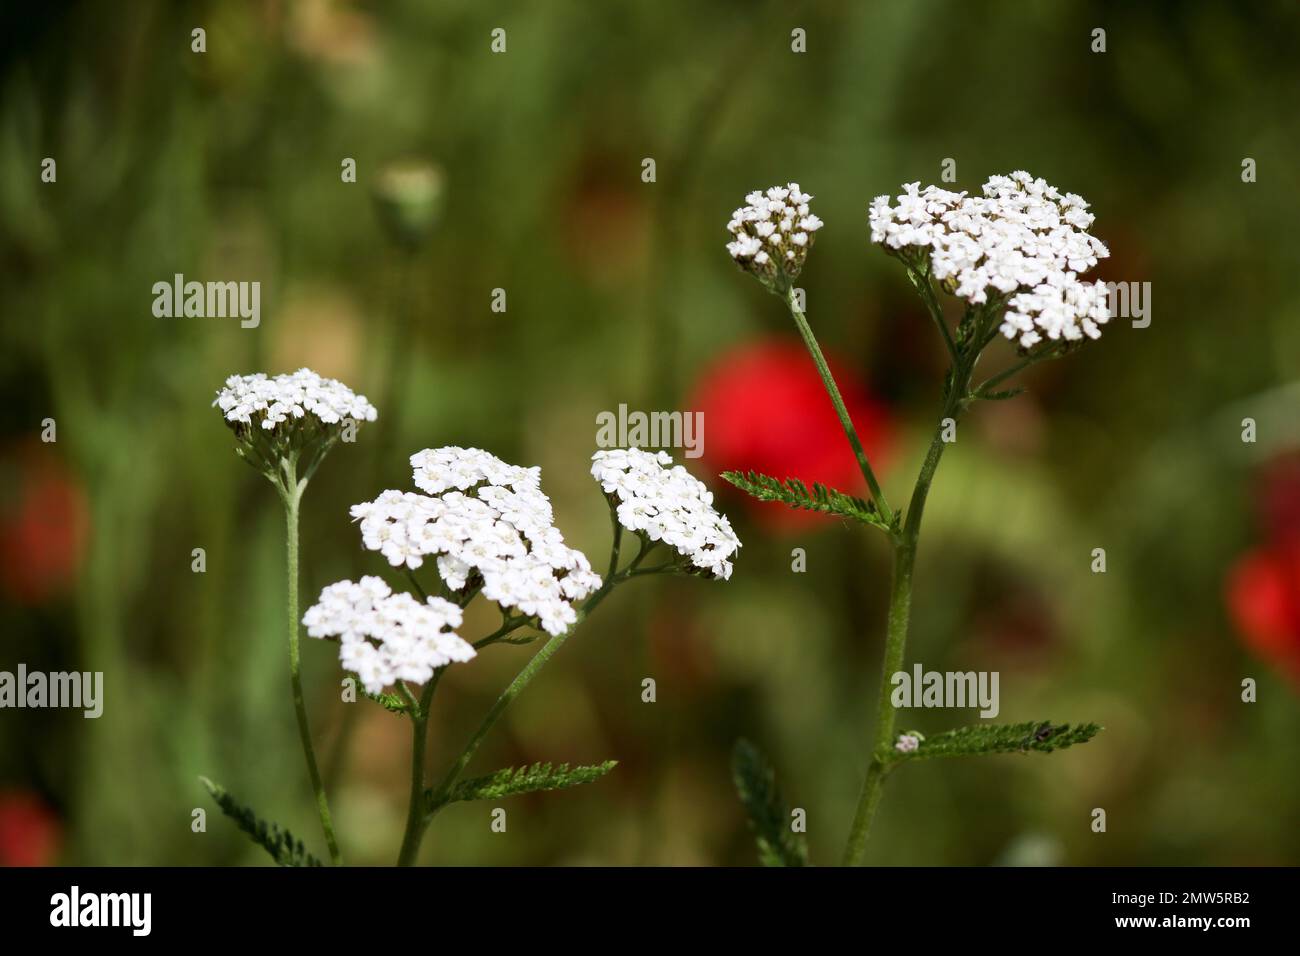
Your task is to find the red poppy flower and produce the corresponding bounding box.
[1226,543,1300,687]
[1226,455,1300,686]
[0,791,61,867]
[689,337,894,531]
[0,443,89,605]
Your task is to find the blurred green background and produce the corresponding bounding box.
[2,0,1299,866]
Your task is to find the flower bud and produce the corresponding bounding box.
[725,184,822,293]
[372,159,445,248]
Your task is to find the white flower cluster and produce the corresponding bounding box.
[868,171,1110,349]
[302,576,474,694]
[214,368,378,432]
[726,183,824,286]
[350,447,602,636]
[590,448,741,580]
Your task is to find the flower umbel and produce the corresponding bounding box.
[303,576,474,695]
[214,368,377,483]
[868,171,1111,349]
[215,367,378,433]
[351,447,602,635]
[591,448,742,579]
[726,183,823,291]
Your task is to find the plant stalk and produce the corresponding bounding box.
[785,288,892,522]
[841,356,974,865]
[281,478,342,865]
[396,580,621,864]
[396,675,440,866]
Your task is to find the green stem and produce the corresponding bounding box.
[972,343,1062,398]
[396,674,440,866]
[473,616,531,649]
[281,479,343,866]
[840,358,975,866]
[436,587,615,801]
[909,267,959,365]
[393,503,648,864]
[607,521,623,579]
[625,534,658,571]
[405,567,429,600]
[625,562,679,577]
[784,287,892,523]
[398,581,622,862]
[841,539,914,866]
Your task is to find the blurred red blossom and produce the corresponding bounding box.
[0,443,89,605]
[689,337,894,531]
[1227,544,1300,687]
[1226,455,1300,687]
[0,791,61,867]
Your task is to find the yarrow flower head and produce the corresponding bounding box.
[302,576,473,695]
[868,171,1110,350]
[350,447,602,636]
[726,183,823,291]
[214,368,377,481]
[591,448,741,580]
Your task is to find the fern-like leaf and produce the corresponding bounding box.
[721,470,891,532]
[201,777,323,867]
[363,688,410,715]
[885,721,1101,765]
[435,760,617,808]
[731,739,809,867]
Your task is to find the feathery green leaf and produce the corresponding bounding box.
[435,760,617,808]
[731,739,809,867]
[885,721,1102,765]
[201,777,323,867]
[364,688,410,715]
[978,386,1026,402]
[721,470,892,532]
